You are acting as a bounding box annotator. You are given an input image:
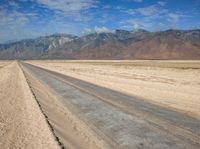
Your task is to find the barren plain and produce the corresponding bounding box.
[28,60,200,118]
[0,60,200,149]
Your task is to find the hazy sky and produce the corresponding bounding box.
[0,0,200,43]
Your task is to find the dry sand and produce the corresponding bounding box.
[28,60,200,119]
[0,61,10,68]
[0,61,59,148]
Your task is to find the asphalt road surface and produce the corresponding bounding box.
[21,62,200,149]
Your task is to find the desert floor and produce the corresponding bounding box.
[28,60,200,118]
[0,61,59,148]
[0,60,200,149]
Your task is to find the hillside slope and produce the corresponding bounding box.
[0,29,200,59]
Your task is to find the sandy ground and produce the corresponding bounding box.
[0,62,59,148]
[0,61,10,68]
[22,62,200,149]
[28,60,200,118]
[1,60,199,148]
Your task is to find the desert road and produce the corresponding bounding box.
[20,62,200,149]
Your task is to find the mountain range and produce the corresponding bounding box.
[0,29,200,60]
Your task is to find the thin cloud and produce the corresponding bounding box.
[35,0,98,13]
[125,9,136,15]
[136,5,158,16]
[35,0,98,22]
[128,0,143,2]
[125,18,152,30]
[168,13,185,23]
[124,3,168,16]
[157,1,167,6]
[123,2,187,31]
[0,8,35,42]
[158,1,167,6]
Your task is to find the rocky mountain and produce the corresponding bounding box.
[0,33,78,59]
[0,29,200,59]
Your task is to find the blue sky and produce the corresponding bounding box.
[0,0,200,43]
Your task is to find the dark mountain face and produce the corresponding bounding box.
[0,29,200,60]
[115,29,135,40]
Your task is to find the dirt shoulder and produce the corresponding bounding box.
[0,62,59,148]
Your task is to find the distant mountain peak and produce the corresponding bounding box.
[0,29,200,60]
[132,29,149,33]
[47,33,78,38]
[115,29,130,33]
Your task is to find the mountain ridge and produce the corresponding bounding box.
[0,29,200,60]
